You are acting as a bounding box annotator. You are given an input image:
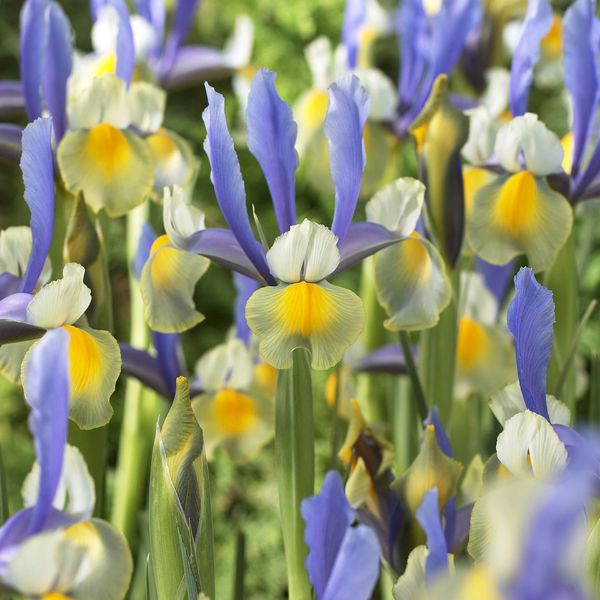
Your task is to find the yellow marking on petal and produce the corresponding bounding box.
[85,124,133,182]
[456,317,489,372]
[300,89,329,131]
[149,234,175,287]
[239,64,258,81]
[411,123,428,153]
[150,233,171,255]
[325,372,338,408]
[64,325,103,397]
[254,363,276,394]
[42,594,72,600]
[277,281,337,337]
[65,520,97,545]
[492,171,539,236]
[498,110,512,123]
[402,232,432,281]
[541,14,563,58]
[94,53,117,76]
[561,132,574,175]
[213,388,257,435]
[423,0,442,16]
[463,167,494,221]
[459,566,503,600]
[147,130,179,162]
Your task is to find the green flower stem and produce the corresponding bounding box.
[329,362,342,470]
[276,349,314,600]
[398,331,428,421]
[111,202,164,549]
[357,257,390,424]
[393,377,418,474]
[418,268,459,425]
[544,230,579,412]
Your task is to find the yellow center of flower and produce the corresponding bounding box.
[149,234,175,287]
[94,53,117,77]
[459,566,503,600]
[301,90,329,131]
[147,130,179,162]
[65,520,97,545]
[541,15,563,58]
[150,234,171,256]
[493,171,539,236]
[213,388,257,435]
[85,123,131,182]
[254,363,277,393]
[277,281,335,337]
[463,167,494,221]
[64,326,102,396]
[456,317,488,372]
[402,232,431,282]
[561,132,574,175]
[42,594,72,600]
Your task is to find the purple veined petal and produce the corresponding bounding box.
[20,0,47,121]
[119,342,170,398]
[20,118,55,295]
[107,0,135,85]
[202,85,274,284]
[509,0,553,117]
[134,222,156,280]
[0,124,23,162]
[301,471,355,599]
[152,331,184,399]
[424,407,452,458]
[573,141,600,200]
[322,524,380,600]
[0,81,26,119]
[326,75,369,244]
[161,45,237,89]
[416,488,448,582]
[0,273,22,300]
[23,328,70,535]
[246,69,298,234]
[187,227,272,285]
[475,256,515,317]
[0,293,32,321]
[449,502,472,553]
[564,0,600,180]
[507,267,553,420]
[233,272,259,345]
[42,3,72,141]
[351,343,406,375]
[159,0,202,80]
[342,0,366,69]
[134,0,165,56]
[335,222,402,275]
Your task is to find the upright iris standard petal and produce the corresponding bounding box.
[509,0,553,117]
[507,268,553,420]
[416,489,448,582]
[152,331,183,398]
[342,0,366,69]
[107,0,135,85]
[563,0,600,179]
[301,471,380,600]
[42,3,72,141]
[325,75,369,243]
[475,257,514,315]
[202,84,273,284]
[159,0,201,78]
[233,273,258,344]
[134,0,165,55]
[246,69,298,233]
[22,328,70,534]
[20,0,46,121]
[20,118,55,295]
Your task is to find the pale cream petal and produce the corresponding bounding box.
[163,186,206,250]
[128,82,166,133]
[195,338,254,392]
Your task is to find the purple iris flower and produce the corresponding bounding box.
[301,471,380,600]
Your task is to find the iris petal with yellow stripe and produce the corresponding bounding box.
[147,128,198,193]
[246,281,364,370]
[140,234,210,333]
[374,233,451,331]
[57,124,154,217]
[467,172,572,272]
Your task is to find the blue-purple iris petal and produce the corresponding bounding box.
[246,69,298,234]
[0,292,32,321]
[89,0,106,20]
[107,0,135,85]
[159,0,201,80]
[351,343,406,375]
[507,267,553,421]
[509,0,553,117]
[42,3,72,141]
[416,488,448,582]
[19,0,46,121]
[563,0,600,179]
[301,471,355,599]
[23,328,70,535]
[0,273,23,301]
[449,502,473,553]
[475,257,515,317]
[134,222,156,280]
[233,272,259,345]
[202,84,273,284]
[162,45,236,89]
[119,342,170,398]
[424,407,453,458]
[134,0,165,56]
[342,0,366,69]
[325,74,369,244]
[152,331,183,399]
[20,118,55,295]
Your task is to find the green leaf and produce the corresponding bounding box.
[586,517,600,597]
[0,446,8,526]
[149,377,215,600]
[275,348,314,600]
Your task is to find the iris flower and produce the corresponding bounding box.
[0,118,120,430]
[0,329,131,599]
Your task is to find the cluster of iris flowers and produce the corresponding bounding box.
[0,0,599,597]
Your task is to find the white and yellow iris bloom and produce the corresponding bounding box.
[366,178,451,331]
[454,272,514,400]
[246,220,365,370]
[0,226,51,289]
[467,113,572,271]
[0,264,120,430]
[191,339,274,463]
[140,188,209,333]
